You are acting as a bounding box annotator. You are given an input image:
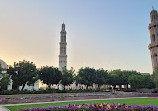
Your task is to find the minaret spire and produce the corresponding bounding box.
[59,23,67,71]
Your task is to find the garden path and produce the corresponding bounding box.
[0,97,150,111]
[0,106,9,111]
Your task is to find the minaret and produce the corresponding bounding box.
[59,23,67,71]
[148,8,158,71]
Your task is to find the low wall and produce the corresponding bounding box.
[136,88,154,93]
[0,92,155,104]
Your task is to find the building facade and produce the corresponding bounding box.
[59,23,67,71]
[148,9,158,71]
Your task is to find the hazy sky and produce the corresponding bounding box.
[0,0,157,73]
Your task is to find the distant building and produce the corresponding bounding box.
[0,59,7,69]
[148,8,158,71]
[59,23,67,71]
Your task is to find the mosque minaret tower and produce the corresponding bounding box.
[59,23,67,71]
[148,8,158,71]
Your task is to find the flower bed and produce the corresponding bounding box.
[19,103,158,111]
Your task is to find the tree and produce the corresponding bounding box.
[8,60,38,91]
[108,69,124,90]
[76,67,96,89]
[121,70,140,89]
[7,66,19,90]
[38,66,62,88]
[0,74,10,90]
[128,74,143,89]
[128,74,155,89]
[107,72,118,90]
[95,68,108,89]
[61,67,75,90]
[107,70,140,91]
[143,75,155,89]
[0,64,10,90]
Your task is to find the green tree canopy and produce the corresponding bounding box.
[108,69,124,90]
[0,64,10,90]
[61,67,75,90]
[107,69,140,90]
[38,66,62,88]
[76,67,96,89]
[0,73,10,90]
[128,74,155,89]
[8,60,38,91]
[95,68,108,89]
[121,70,140,89]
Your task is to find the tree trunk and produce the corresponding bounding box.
[86,85,88,90]
[98,85,101,90]
[126,84,129,90]
[48,84,51,89]
[113,85,116,93]
[13,83,18,90]
[75,84,77,89]
[17,85,19,91]
[119,85,122,91]
[21,84,26,91]
[113,85,116,89]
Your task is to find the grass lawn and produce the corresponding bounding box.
[6,98,158,111]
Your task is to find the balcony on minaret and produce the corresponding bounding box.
[148,42,158,49]
[148,23,158,30]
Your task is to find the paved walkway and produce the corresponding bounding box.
[0,97,150,111]
[0,106,9,111]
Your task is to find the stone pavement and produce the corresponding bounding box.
[0,106,9,111]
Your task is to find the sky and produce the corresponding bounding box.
[0,0,157,74]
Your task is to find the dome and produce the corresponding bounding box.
[0,59,7,69]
